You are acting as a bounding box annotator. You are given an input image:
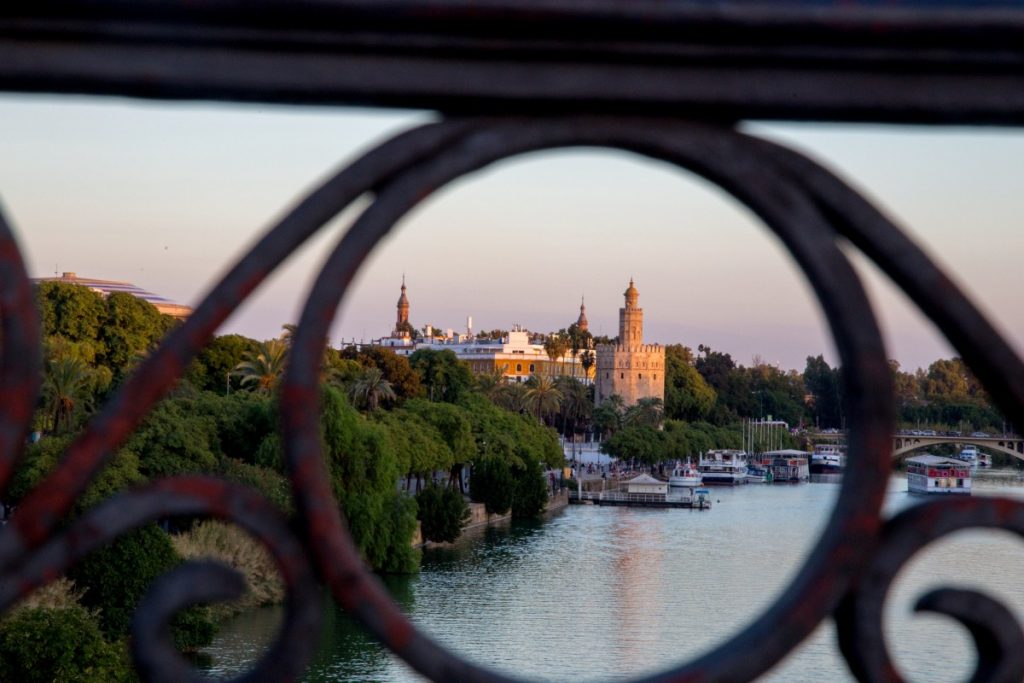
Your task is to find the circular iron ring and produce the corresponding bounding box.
[280,117,894,683]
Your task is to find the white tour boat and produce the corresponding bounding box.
[906,454,972,495]
[957,445,978,465]
[698,450,749,485]
[668,460,703,487]
[810,444,846,474]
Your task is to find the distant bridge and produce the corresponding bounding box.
[809,432,1024,462]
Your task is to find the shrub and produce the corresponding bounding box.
[470,458,513,516]
[171,520,284,621]
[0,607,134,683]
[218,459,293,516]
[416,485,470,543]
[9,577,82,612]
[69,524,216,650]
[511,458,549,519]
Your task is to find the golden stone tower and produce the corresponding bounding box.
[595,278,665,407]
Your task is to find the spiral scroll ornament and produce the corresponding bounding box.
[0,117,1021,682]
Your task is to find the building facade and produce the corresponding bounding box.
[595,278,665,406]
[371,280,594,382]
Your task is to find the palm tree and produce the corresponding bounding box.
[579,349,596,383]
[524,374,563,424]
[477,368,507,401]
[624,397,665,428]
[543,333,570,378]
[349,367,396,411]
[557,378,592,440]
[43,357,93,433]
[232,339,288,393]
[593,393,625,438]
[493,381,528,413]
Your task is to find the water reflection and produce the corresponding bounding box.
[203,473,1024,682]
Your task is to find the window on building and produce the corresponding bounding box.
[529,364,535,373]
[620,373,624,379]
[654,374,657,380]
[605,372,609,379]
[516,363,522,373]
[639,373,642,379]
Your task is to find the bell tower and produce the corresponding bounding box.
[394,276,411,337]
[618,278,643,347]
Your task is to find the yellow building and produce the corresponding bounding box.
[372,280,594,382]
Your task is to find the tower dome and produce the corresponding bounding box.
[624,277,639,307]
[394,276,411,337]
[577,296,589,332]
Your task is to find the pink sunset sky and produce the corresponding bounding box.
[2,94,1022,373]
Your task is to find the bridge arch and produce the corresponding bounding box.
[891,437,1024,462]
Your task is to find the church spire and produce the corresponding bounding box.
[577,296,589,332]
[395,275,411,337]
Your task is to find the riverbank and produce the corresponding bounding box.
[418,488,569,548]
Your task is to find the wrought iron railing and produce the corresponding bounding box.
[1,3,1023,682]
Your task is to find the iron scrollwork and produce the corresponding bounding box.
[1,3,1023,682]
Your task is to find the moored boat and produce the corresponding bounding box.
[744,464,773,484]
[698,450,749,485]
[906,454,972,495]
[810,444,846,474]
[957,445,978,465]
[669,459,703,487]
[770,456,810,483]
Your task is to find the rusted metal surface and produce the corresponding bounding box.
[837,498,1024,683]
[1,3,1023,682]
[2,2,1024,123]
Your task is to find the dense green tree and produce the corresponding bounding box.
[416,484,470,542]
[7,436,143,514]
[923,358,971,403]
[126,395,220,478]
[663,344,716,421]
[470,456,514,515]
[593,394,625,438]
[340,346,422,401]
[747,362,807,427]
[409,348,474,403]
[804,355,843,429]
[320,387,419,572]
[0,607,134,683]
[99,292,174,377]
[510,456,549,518]
[601,425,666,465]
[187,334,255,394]
[69,524,216,648]
[35,281,105,346]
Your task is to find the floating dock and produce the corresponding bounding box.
[568,490,711,509]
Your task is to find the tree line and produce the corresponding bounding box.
[8,282,565,680]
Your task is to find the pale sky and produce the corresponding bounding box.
[2,93,1022,372]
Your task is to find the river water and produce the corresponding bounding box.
[203,472,1024,682]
